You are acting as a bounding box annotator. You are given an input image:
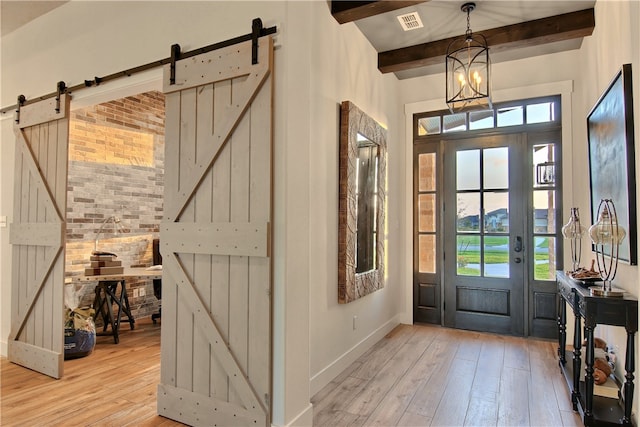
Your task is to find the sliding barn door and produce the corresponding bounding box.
[158,36,274,426]
[9,95,70,379]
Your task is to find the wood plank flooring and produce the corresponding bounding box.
[1,317,185,427]
[1,320,582,426]
[312,324,583,427]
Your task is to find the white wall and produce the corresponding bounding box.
[307,2,404,396]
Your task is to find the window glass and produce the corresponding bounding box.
[483,147,508,189]
[457,235,480,276]
[527,102,555,124]
[534,236,557,280]
[419,234,436,273]
[418,153,436,192]
[457,193,480,232]
[418,117,441,136]
[533,143,556,188]
[443,113,467,133]
[469,110,494,130]
[484,192,509,233]
[419,194,436,233]
[484,236,509,278]
[456,150,480,190]
[497,106,524,127]
[533,191,556,233]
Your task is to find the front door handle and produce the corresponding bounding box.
[514,236,523,253]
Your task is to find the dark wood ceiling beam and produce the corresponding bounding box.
[331,1,429,24]
[378,8,595,73]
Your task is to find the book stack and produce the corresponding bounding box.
[84,253,124,276]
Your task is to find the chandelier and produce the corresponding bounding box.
[446,2,491,112]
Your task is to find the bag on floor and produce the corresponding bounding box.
[64,307,96,360]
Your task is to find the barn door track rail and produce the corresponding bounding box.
[2,18,276,119]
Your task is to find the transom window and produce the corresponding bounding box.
[417,99,558,136]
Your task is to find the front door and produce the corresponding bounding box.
[443,134,526,335]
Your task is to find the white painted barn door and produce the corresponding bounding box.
[9,94,71,379]
[158,36,273,426]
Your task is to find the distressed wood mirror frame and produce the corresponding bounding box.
[338,101,387,304]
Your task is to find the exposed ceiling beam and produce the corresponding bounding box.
[331,1,429,24]
[378,8,595,74]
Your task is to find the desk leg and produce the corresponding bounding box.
[558,295,566,365]
[572,309,582,410]
[623,330,635,425]
[584,324,595,421]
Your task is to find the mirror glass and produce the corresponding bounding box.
[356,133,379,273]
[338,101,387,304]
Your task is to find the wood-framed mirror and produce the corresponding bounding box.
[338,101,387,304]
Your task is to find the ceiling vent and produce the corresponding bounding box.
[397,12,424,31]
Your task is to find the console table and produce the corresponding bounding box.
[557,271,637,426]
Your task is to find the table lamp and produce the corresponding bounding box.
[94,216,126,253]
[588,199,626,297]
[561,207,585,273]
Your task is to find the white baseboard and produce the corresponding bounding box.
[309,314,402,397]
[272,402,313,427]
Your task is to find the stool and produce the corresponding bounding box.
[93,280,135,344]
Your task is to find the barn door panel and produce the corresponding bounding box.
[158,36,273,426]
[9,94,70,379]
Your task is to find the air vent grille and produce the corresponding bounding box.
[397,12,423,31]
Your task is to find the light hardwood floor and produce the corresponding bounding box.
[1,317,185,427]
[1,320,581,426]
[311,323,583,427]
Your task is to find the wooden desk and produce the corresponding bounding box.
[557,271,637,426]
[69,267,162,283]
[69,268,162,343]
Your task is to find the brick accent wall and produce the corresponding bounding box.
[65,91,165,320]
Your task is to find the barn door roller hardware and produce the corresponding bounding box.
[14,95,25,124]
[55,81,67,113]
[14,80,67,124]
[1,18,277,114]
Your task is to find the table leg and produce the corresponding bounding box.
[584,324,595,420]
[558,294,567,365]
[572,306,582,410]
[623,330,635,425]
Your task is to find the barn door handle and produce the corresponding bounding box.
[514,236,523,253]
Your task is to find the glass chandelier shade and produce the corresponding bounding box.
[561,207,585,272]
[446,2,491,112]
[588,199,626,294]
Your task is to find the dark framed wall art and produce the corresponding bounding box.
[587,63,637,264]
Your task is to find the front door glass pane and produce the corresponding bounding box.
[484,192,509,233]
[457,235,480,276]
[484,236,510,278]
[457,193,480,232]
[456,150,480,190]
[534,236,557,280]
[483,147,509,189]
